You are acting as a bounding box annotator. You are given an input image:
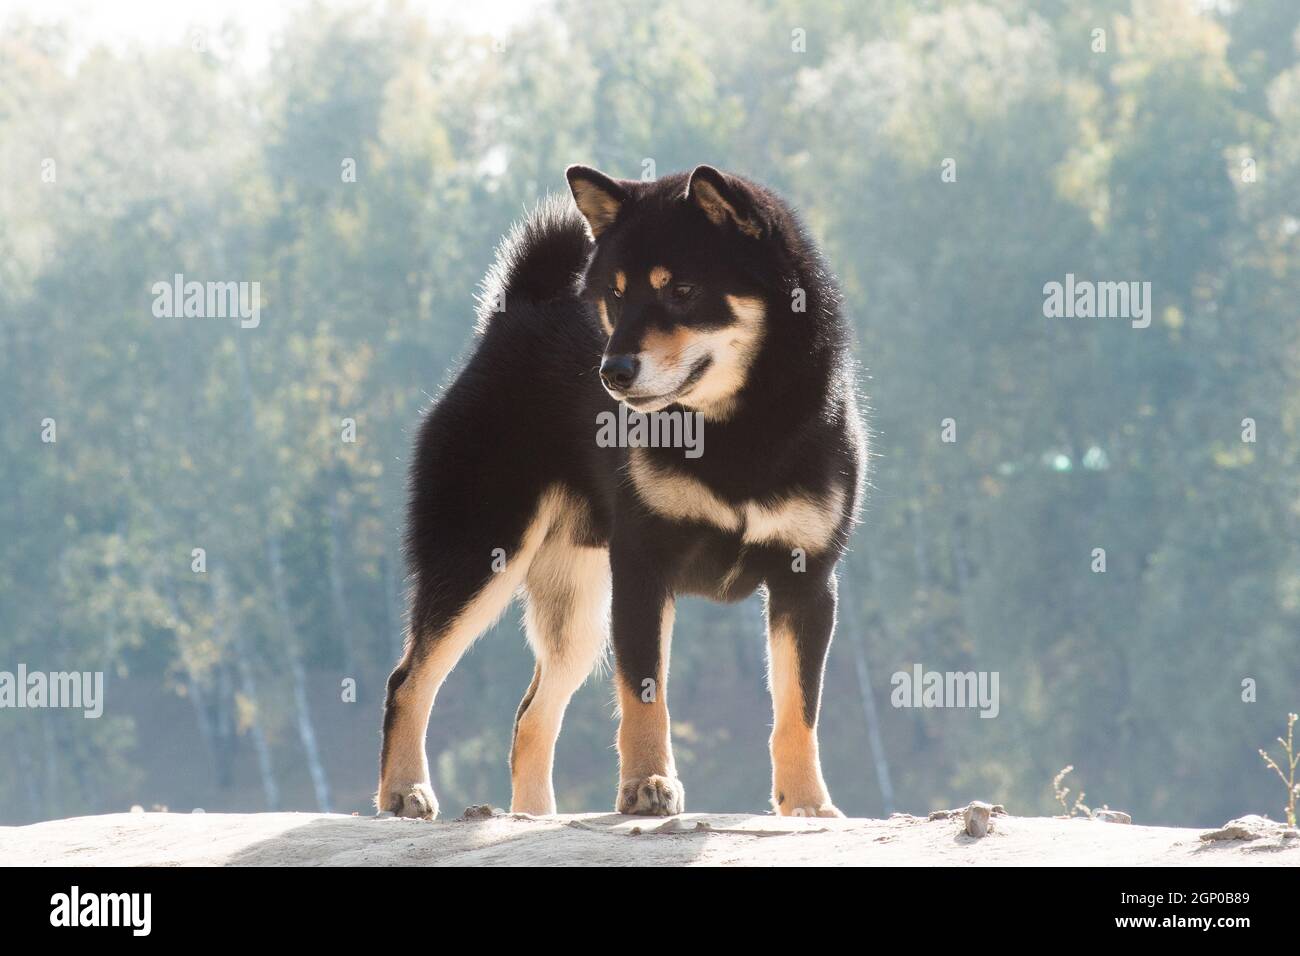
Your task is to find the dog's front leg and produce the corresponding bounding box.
[765,572,844,817]
[609,546,683,816]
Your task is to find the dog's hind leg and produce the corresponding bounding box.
[378,489,565,819]
[509,533,610,815]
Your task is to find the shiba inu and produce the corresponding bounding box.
[378,164,865,819]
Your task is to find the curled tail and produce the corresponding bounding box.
[475,194,592,330]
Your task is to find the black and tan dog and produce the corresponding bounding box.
[378,165,865,818]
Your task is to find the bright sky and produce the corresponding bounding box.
[0,0,543,66]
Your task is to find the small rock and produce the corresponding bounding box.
[1092,809,1131,824]
[191,808,206,815]
[1200,814,1288,842]
[963,801,992,838]
[931,802,1006,823]
[129,805,144,814]
[457,804,498,820]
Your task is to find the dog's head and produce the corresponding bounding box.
[567,164,777,418]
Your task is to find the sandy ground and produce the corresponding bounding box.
[3,808,1298,866]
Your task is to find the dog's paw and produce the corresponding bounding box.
[617,774,685,816]
[379,782,439,820]
[787,803,844,818]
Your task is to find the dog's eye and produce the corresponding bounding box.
[609,286,623,300]
[671,283,696,301]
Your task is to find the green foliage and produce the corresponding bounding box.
[1,0,1298,826]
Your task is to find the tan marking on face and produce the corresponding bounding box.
[596,300,613,336]
[614,271,626,295]
[677,295,766,419]
[649,266,672,290]
[640,325,697,368]
[620,295,766,418]
[615,599,679,806]
[767,620,838,816]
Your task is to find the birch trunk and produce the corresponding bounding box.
[234,338,332,812]
[214,567,280,809]
[325,486,356,675]
[838,567,896,815]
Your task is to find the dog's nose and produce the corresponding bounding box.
[600,354,640,392]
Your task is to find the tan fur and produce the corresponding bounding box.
[378,485,588,818]
[649,266,672,290]
[689,178,762,238]
[629,447,845,554]
[679,295,766,419]
[596,300,613,335]
[743,485,846,552]
[615,599,683,814]
[511,518,610,815]
[767,620,840,817]
[629,447,742,531]
[616,295,765,417]
[614,270,626,295]
[640,326,695,369]
[572,180,622,239]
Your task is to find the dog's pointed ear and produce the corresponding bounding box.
[566,165,629,240]
[685,165,764,238]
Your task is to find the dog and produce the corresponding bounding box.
[378,164,865,819]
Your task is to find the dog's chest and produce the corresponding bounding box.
[627,448,845,554]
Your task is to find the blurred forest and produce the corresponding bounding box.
[2,0,1299,827]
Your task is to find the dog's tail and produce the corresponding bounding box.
[475,193,592,330]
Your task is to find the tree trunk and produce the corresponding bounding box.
[234,337,333,812]
[326,486,356,675]
[838,568,896,815]
[214,567,280,809]
[268,526,332,811]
